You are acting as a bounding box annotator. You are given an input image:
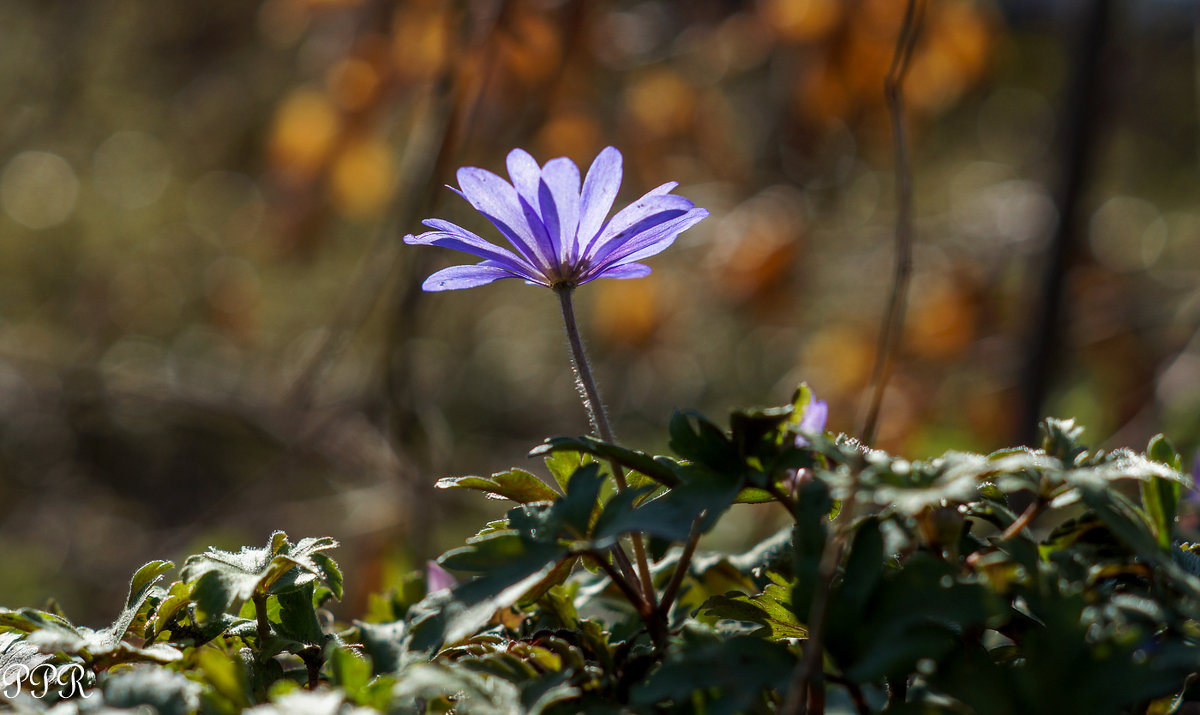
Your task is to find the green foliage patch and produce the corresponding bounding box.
[2,398,1199,713]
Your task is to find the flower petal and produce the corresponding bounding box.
[581,262,651,283]
[455,166,555,275]
[584,208,709,279]
[584,193,695,261]
[576,147,623,253]
[505,148,542,212]
[799,400,828,434]
[539,157,581,266]
[404,219,539,280]
[420,262,527,291]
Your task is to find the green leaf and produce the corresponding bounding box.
[1142,435,1183,549]
[311,552,344,602]
[729,404,791,461]
[197,646,251,712]
[1041,417,1087,461]
[531,437,682,487]
[0,632,52,688]
[1142,475,1181,549]
[1079,486,1172,567]
[437,468,562,504]
[275,583,327,648]
[701,574,806,641]
[102,665,202,715]
[592,466,742,543]
[836,517,884,621]
[732,487,776,504]
[1148,433,1184,472]
[181,532,340,618]
[544,450,590,494]
[354,619,407,675]
[668,410,742,472]
[631,625,795,714]
[328,644,372,697]
[436,531,569,645]
[500,464,605,546]
[1,578,184,669]
[838,553,996,683]
[390,661,525,714]
[101,559,174,649]
[792,478,832,615]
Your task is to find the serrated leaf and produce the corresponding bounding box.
[544,450,590,494]
[701,575,806,641]
[592,467,742,543]
[668,410,742,472]
[437,468,562,504]
[0,632,52,689]
[434,529,569,646]
[99,559,174,650]
[531,436,682,487]
[310,553,343,602]
[274,583,327,648]
[181,532,340,618]
[873,451,1058,515]
[1041,417,1087,461]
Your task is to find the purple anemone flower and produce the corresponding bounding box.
[404,147,708,291]
[795,398,828,447]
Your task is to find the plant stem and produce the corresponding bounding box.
[658,515,704,617]
[556,285,657,605]
[860,0,924,446]
[587,551,668,647]
[1001,498,1044,541]
[253,592,270,648]
[556,285,617,447]
[767,484,798,516]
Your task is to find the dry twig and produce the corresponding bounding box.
[860,0,925,446]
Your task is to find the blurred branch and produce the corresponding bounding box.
[288,1,514,416]
[1017,0,1112,446]
[859,0,925,446]
[379,2,512,433]
[285,78,460,413]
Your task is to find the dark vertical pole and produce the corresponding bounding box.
[1018,0,1113,447]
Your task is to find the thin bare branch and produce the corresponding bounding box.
[860,0,926,446]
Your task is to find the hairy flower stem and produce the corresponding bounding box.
[556,286,617,448]
[253,591,270,650]
[556,286,657,607]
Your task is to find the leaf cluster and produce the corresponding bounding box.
[3,396,1200,714]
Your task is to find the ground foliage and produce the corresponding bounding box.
[2,390,1199,713]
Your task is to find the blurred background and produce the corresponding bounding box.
[1,0,1199,623]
